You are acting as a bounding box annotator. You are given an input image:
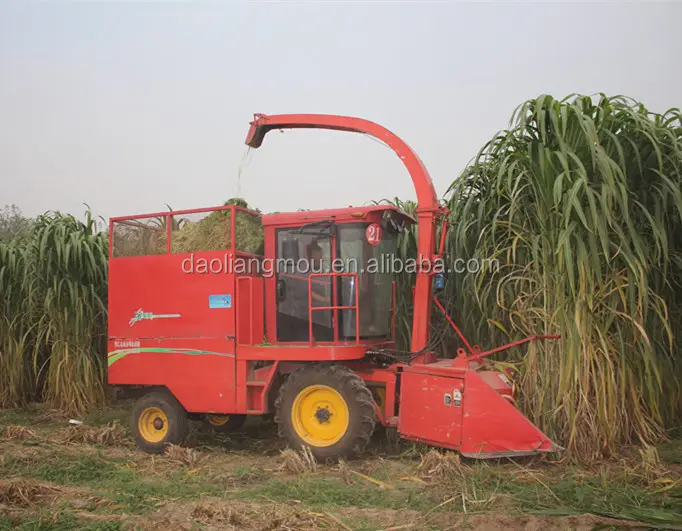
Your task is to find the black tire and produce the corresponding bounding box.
[203,413,247,432]
[275,364,375,461]
[131,390,189,453]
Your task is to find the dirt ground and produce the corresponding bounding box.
[0,403,680,530]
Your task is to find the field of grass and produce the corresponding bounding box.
[0,404,680,530]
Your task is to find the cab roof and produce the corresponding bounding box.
[261,205,415,227]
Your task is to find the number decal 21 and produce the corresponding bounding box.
[366,223,382,246]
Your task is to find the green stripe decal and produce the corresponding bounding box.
[107,348,234,367]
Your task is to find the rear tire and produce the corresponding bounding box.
[203,413,246,432]
[131,390,189,453]
[275,364,375,461]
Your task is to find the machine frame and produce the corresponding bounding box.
[108,113,561,459]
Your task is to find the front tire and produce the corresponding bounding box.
[131,390,189,453]
[275,364,375,461]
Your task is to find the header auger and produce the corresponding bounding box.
[107,113,561,460]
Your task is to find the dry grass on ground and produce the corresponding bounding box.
[0,405,679,531]
[55,420,128,447]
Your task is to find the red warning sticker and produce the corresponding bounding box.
[366,223,382,246]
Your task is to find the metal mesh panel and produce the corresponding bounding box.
[111,207,264,257]
[235,209,264,255]
[170,211,231,253]
[112,218,167,257]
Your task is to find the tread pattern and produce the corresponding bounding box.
[274,363,376,461]
[131,389,189,454]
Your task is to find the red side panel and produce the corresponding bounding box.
[108,252,236,340]
[397,371,463,450]
[395,362,558,458]
[236,276,264,346]
[459,371,556,457]
[108,338,236,413]
[107,251,239,413]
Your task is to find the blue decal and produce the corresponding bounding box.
[209,294,232,308]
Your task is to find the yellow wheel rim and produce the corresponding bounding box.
[138,407,169,443]
[207,414,230,427]
[291,385,349,447]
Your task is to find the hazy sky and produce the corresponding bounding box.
[1,1,681,221]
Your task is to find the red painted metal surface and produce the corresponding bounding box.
[246,361,279,413]
[237,344,370,361]
[261,206,413,227]
[107,337,237,413]
[107,203,382,413]
[108,205,270,415]
[245,113,446,353]
[236,276,264,346]
[108,250,238,342]
[393,361,558,456]
[366,223,382,246]
[261,206,404,348]
[458,370,557,457]
[107,236,243,412]
[106,113,561,460]
[347,363,399,427]
[398,370,464,450]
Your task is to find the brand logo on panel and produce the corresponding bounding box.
[128,309,181,327]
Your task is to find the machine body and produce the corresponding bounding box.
[108,114,560,458]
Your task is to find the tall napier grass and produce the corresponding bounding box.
[0,245,33,407]
[0,209,108,414]
[445,94,682,459]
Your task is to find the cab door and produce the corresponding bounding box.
[274,227,334,342]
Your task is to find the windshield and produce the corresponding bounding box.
[338,223,397,339]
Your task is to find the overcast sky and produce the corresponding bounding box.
[1,1,681,221]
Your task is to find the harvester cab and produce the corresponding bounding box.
[108,113,561,461]
[264,205,409,344]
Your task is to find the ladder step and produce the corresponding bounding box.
[246,380,266,387]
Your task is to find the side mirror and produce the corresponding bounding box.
[277,279,286,300]
[389,218,405,233]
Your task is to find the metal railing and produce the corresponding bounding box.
[307,272,360,345]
